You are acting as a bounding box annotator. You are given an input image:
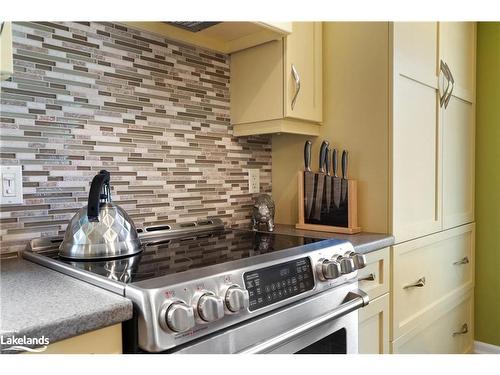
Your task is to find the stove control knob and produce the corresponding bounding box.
[159,300,195,333]
[345,251,367,270]
[316,258,341,280]
[196,292,225,323]
[336,255,355,274]
[224,285,250,313]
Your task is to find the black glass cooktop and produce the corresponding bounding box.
[44,230,324,284]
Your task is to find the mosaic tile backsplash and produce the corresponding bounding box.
[0,22,272,258]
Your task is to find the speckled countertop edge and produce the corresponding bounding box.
[0,258,132,352]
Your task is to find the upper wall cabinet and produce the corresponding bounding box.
[231,22,323,137]
[122,22,292,54]
[0,22,14,80]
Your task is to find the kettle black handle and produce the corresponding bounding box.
[87,170,110,222]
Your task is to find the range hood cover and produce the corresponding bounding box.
[166,22,221,32]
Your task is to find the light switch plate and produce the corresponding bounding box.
[0,165,23,205]
[248,169,260,194]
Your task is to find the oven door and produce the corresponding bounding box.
[169,283,368,354]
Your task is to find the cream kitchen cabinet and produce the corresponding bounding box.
[27,324,123,354]
[392,22,476,242]
[391,223,475,339]
[390,22,476,352]
[392,22,442,242]
[359,293,390,354]
[392,289,474,354]
[231,22,322,137]
[357,247,390,300]
[440,23,476,230]
[0,22,13,80]
[358,247,390,354]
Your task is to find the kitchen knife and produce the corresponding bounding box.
[303,140,314,220]
[313,140,329,221]
[332,148,341,210]
[324,146,332,217]
[341,150,348,206]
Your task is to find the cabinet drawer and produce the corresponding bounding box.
[358,247,390,300]
[392,290,474,354]
[392,223,474,339]
[359,293,390,354]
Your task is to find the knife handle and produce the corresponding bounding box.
[319,141,329,173]
[332,149,338,178]
[325,147,331,176]
[304,140,312,172]
[342,150,348,179]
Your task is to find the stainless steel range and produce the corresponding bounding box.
[23,218,369,354]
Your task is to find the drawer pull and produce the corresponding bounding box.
[359,273,376,282]
[452,323,469,336]
[403,277,426,290]
[453,257,469,266]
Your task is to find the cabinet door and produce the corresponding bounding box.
[392,22,442,242]
[359,293,390,354]
[440,22,476,230]
[284,22,322,122]
[440,22,476,102]
[230,40,284,125]
[357,247,390,300]
[442,97,475,229]
[0,21,13,80]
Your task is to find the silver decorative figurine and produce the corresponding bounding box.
[251,194,275,232]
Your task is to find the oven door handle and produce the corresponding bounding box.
[236,289,369,354]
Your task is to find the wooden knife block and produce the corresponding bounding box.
[295,171,361,234]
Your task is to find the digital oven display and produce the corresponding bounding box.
[243,257,314,311]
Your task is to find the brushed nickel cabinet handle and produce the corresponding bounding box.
[440,60,451,108]
[359,273,376,282]
[453,256,470,266]
[291,64,301,110]
[443,62,455,108]
[452,323,469,336]
[403,277,426,290]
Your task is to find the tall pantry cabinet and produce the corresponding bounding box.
[392,22,475,243]
[390,22,476,353]
[376,22,476,353]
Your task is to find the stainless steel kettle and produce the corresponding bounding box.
[59,170,142,260]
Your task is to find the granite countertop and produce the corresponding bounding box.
[0,258,133,352]
[271,224,394,254]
